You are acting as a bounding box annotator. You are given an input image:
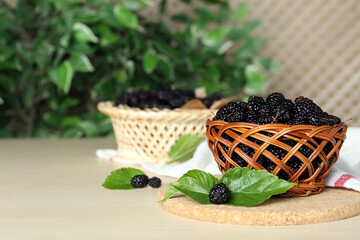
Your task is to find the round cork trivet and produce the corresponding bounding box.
[158,186,360,225]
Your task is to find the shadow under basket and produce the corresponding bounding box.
[206,120,347,197]
[98,101,214,165]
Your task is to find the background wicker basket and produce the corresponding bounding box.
[206,120,347,197]
[98,101,215,165]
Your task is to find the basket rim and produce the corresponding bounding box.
[206,119,348,129]
[98,101,215,123]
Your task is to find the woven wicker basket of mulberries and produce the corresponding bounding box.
[98,88,233,165]
[206,93,348,197]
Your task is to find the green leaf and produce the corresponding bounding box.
[240,20,263,32]
[178,170,219,193]
[167,135,205,164]
[174,170,219,204]
[171,14,190,23]
[96,24,119,47]
[43,111,62,127]
[244,65,268,94]
[61,117,82,128]
[113,5,139,30]
[126,60,135,78]
[174,184,211,204]
[159,184,180,202]
[236,37,265,58]
[220,168,296,206]
[159,57,174,80]
[115,69,127,83]
[217,4,230,23]
[202,26,231,46]
[79,121,99,137]
[195,7,216,21]
[59,128,82,138]
[59,98,79,112]
[122,0,151,10]
[255,57,283,72]
[143,49,159,73]
[70,53,94,72]
[160,0,167,13]
[54,60,74,94]
[153,39,180,62]
[73,22,99,43]
[233,3,250,20]
[103,168,146,189]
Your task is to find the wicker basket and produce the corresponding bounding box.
[206,120,347,197]
[98,101,214,165]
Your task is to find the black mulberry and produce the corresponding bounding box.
[131,174,149,188]
[209,183,231,204]
[148,177,161,188]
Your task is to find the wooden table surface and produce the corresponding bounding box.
[1,139,359,240]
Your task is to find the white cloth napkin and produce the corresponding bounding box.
[96,127,360,191]
[96,141,221,178]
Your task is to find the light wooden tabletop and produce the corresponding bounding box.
[1,139,359,240]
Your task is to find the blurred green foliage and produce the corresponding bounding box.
[0,0,281,138]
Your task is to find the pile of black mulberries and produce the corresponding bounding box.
[114,86,221,110]
[212,92,342,181]
[213,92,341,126]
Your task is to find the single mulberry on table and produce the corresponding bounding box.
[131,175,149,188]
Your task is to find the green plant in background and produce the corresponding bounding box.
[0,0,281,138]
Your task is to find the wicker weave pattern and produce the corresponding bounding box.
[143,0,360,126]
[206,120,347,197]
[98,101,214,164]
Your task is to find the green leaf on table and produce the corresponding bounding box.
[103,168,146,189]
[202,26,231,46]
[73,22,99,43]
[220,168,296,206]
[255,57,283,72]
[56,60,74,94]
[177,170,219,193]
[143,49,159,73]
[244,65,268,94]
[233,3,250,20]
[113,5,139,30]
[70,53,94,72]
[162,168,295,206]
[167,135,205,164]
[173,170,219,204]
[159,184,180,202]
